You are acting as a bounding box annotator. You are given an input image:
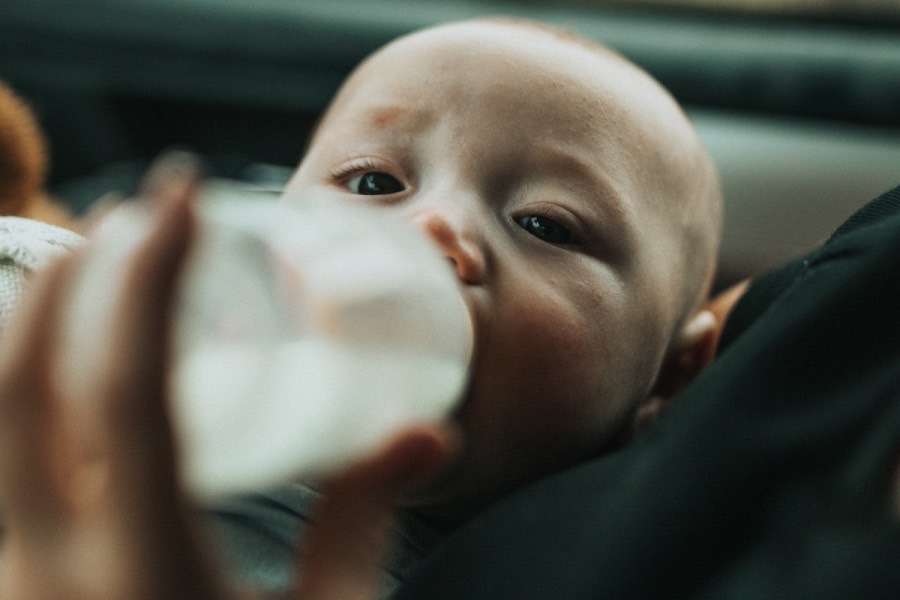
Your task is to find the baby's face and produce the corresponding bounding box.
[288,23,702,523]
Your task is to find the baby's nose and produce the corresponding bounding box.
[411,210,486,284]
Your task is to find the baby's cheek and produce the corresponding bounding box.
[448,300,623,495]
[500,297,613,405]
[525,293,646,426]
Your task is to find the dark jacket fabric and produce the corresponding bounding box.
[395,185,900,599]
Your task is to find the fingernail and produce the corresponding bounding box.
[140,150,206,202]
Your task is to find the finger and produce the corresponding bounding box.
[296,425,456,600]
[101,159,200,507]
[89,163,224,597]
[0,252,78,535]
[138,150,206,201]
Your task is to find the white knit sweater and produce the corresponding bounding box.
[0,216,84,332]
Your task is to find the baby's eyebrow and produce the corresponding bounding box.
[531,148,635,262]
[542,151,629,223]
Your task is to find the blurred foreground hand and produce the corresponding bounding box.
[0,159,453,600]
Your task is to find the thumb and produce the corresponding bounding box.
[295,425,456,600]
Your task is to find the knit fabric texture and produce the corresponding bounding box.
[0,216,83,333]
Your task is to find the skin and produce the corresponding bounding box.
[288,20,723,528]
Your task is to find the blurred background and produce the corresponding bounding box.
[1,0,898,287]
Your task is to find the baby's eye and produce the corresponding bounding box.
[517,215,574,245]
[346,172,405,195]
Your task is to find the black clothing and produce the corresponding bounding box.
[395,185,900,599]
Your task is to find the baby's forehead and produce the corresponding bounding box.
[366,21,622,75]
[319,21,705,199]
[333,26,637,124]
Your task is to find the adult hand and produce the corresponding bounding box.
[0,161,454,600]
[0,168,225,600]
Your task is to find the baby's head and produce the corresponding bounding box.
[287,18,722,526]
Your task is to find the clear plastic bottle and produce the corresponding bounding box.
[64,182,473,500]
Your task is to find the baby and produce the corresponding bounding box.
[286,17,723,530]
[0,16,724,600]
[206,17,724,594]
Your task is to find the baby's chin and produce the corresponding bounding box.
[397,451,487,530]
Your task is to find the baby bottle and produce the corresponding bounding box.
[65,182,473,500]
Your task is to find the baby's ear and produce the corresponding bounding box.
[628,307,721,439]
[660,308,721,397]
